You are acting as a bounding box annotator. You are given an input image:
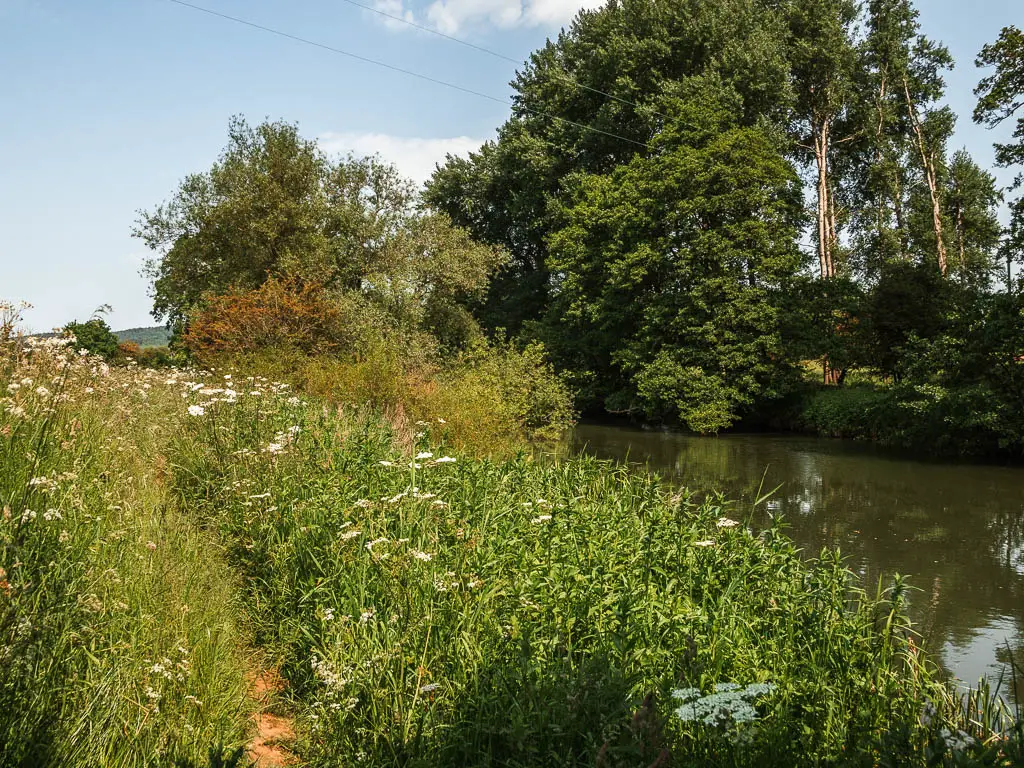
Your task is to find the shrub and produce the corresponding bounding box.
[64,317,120,361]
[182,277,387,364]
[293,338,575,455]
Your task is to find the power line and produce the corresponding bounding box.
[332,0,670,120]
[161,0,653,150]
[335,0,521,65]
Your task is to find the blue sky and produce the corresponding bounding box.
[0,0,1019,332]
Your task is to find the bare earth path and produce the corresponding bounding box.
[247,668,297,767]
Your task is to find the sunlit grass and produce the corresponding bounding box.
[3,320,1021,766]
[168,373,1023,766]
[1,334,252,766]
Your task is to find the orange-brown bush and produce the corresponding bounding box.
[182,278,378,364]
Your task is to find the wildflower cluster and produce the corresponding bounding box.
[672,682,777,726]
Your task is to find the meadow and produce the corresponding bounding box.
[2,328,1022,766]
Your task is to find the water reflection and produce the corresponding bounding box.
[568,424,1024,698]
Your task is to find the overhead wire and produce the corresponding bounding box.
[162,0,654,150]
[332,0,670,120]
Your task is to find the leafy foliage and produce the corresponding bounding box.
[545,92,805,431]
[136,116,505,341]
[164,378,1015,766]
[63,317,120,361]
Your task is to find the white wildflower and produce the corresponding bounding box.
[187,405,205,417]
[411,550,433,562]
[433,456,456,464]
[531,515,553,524]
[716,517,740,528]
[415,451,433,460]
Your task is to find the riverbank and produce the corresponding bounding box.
[770,381,1024,461]
[567,423,1024,700]
[3,344,1022,766]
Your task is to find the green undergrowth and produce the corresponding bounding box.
[0,341,252,767]
[167,376,1023,766]
[793,383,1024,459]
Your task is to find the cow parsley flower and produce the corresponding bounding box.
[672,682,775,726]
[187,405,205,417]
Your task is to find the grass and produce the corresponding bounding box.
[2,332,1022,766]
[167,372,1023,766]
[1,337,252,766]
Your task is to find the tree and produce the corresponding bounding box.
[786,0,860,280]
[852,0,954,276]
[135,117,504,347]
[425,0,794,335]
[867,260,948,380]
[64,316,120,361]
[975,26,1024,188]
[544,92,805,432]
[975,25,1024,291]
[942,150,1003,288]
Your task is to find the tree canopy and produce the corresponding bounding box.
[135,116,505,350]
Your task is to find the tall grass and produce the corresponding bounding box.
[3,311,1021,766]
[0,333,252,767]
[166,375,1023,767]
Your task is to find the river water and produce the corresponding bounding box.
[567,423,1024,699]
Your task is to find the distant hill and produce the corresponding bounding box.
[115,326,170,348]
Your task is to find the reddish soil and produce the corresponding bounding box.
[247,667,297,767]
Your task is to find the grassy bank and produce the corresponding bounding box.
[3,338,1022,765]
[167,371,1022,766]
[1,338,252,766]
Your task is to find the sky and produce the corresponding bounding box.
[0,0,1020,332]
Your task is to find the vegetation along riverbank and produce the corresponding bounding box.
[6,0,1024,763]
[3,317,1023,766]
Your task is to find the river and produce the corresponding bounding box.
[566,423,1024,700]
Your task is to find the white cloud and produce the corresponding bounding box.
[373,0,602,35]
[318,132,487,186]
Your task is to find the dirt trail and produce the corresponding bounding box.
[247,668,297,767]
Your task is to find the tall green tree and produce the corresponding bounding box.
[544,91,805,432]
[135,117,504,343]
[975,25,1024,290]
[975,26,1024,187]
[425,0,794,335]
[941,150,1003,288]
[786,0,860,280]
[852,0,954,276]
